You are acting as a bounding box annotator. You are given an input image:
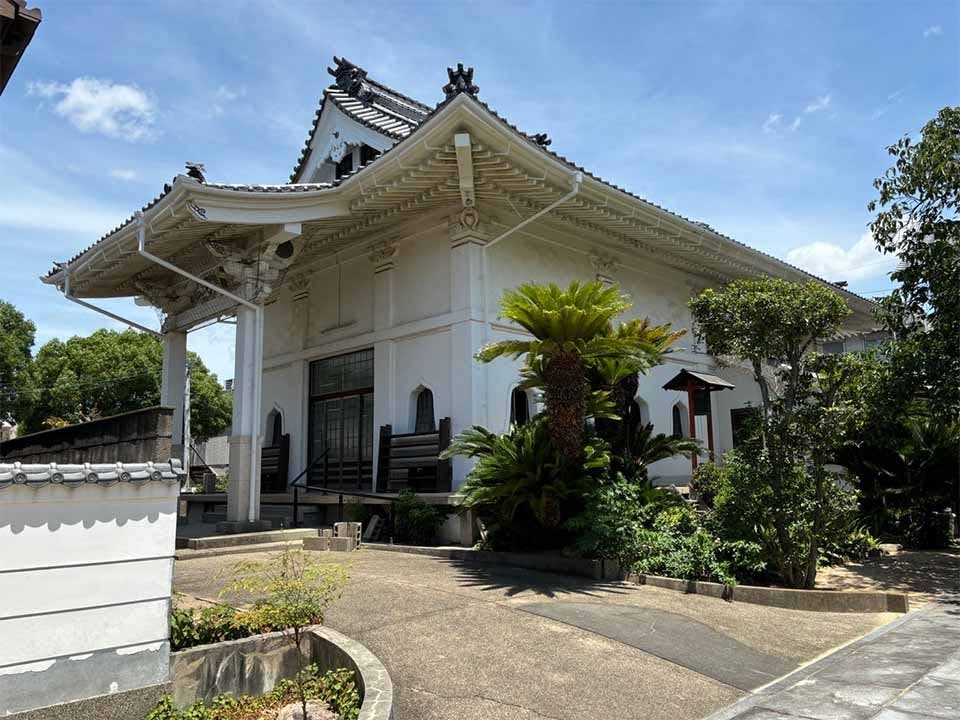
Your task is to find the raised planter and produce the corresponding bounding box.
[363,542,622,580]
[634,573,910,613]
[169,625,392,719]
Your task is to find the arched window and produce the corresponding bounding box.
[267,409,283,447]
[414,388,436,433]
[509,388,530,426]
[672,402,689,438]
[634,397,651,428]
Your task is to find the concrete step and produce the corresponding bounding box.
[179,527,318,551]
[175,540,306,561]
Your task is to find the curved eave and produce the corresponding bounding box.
[43,175,351,291]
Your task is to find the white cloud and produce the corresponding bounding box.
[110,168,137,181]
[923,25,942,38]
[789,116,802,131]
[786,231,897,282]
[804,94,831,113]
[28,77,157,142]
[211,84,245,115]
[762,113,783,133]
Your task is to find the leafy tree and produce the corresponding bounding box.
[869,106,960,422]
[476,282,682,461]
[0,300,36,423]
[689,279,859,588]
[16,329,231,441]
[225,549,348,720]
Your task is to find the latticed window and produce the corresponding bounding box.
[308,349,374,489]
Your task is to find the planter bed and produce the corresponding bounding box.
[169,625,393,719]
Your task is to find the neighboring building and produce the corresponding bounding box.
[0,0,41,96]
[820,329,891,355]
[41,58,878,531]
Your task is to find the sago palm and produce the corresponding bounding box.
[476,281,683,461]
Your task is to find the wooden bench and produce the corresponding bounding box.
[377,418,452,493]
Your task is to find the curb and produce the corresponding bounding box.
[634,573,910,613]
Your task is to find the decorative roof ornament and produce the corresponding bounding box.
[328,56,372,101]
[185,162,206,182]
[532,133,552,147]
[442,63,479,99]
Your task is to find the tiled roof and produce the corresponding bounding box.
[0,460,185,489]
[289,57,431,182]
[203,182,333,193]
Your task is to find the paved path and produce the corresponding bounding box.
[706,598,960,720]
[174,548,896,720]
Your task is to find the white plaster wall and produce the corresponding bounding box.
[393,330,452,433]
[0,482,178,713]
[393,229,451,326]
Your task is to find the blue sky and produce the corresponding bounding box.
[0,0,954,382]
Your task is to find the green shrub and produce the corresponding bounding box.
[169,605,259,652]
[902,498,954,549]
[393,490,447,545]
[144,666,360,720]
[691,462,723,508]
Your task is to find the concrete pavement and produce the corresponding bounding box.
[705,598,960,720]
[174,547,897,720]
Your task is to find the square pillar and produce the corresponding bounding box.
[449,226,488,489]
[160,331,187,461]
[222,303,270,532]
[370,240,398,492]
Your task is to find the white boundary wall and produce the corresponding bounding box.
[0,462,182,715]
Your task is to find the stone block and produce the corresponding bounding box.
[303,536,330,552]
[329,537,355,552]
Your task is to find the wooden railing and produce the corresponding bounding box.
[377,417,451,493]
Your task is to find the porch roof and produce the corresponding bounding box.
[42,60,880,331]
[663,369,736,392]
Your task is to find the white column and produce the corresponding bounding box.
[226,303,265,528]
[449,226,488,489]
[370,241,398,492]
[160,331,187,461]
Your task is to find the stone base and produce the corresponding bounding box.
[4,683,170,720]
[303,536,355,552]
[215,520,273,534]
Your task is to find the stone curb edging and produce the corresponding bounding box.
[633,573,910,613]
[169,625,393,720]
[360,544,908,613]
[362,542,621,580]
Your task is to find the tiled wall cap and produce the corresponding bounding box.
[0,459,185,489]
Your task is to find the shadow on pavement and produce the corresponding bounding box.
[443,557,632,599]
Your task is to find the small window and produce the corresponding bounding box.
[268,410,283,447]
[730,407,759,449]
[672,403,689,438]
[335,152,354,180]
[360,144,380,166]
[822,340,845,355]
[414,388,436,433]
[509,388,530,426]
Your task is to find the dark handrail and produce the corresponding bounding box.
[188,442,219,489]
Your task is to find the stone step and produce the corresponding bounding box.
[180,527,318,551]
[174,540,306,561]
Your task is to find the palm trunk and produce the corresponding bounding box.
[543,352,586,462]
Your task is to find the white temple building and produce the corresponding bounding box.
[42,58,878,534]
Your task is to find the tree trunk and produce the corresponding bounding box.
[543,352,586,462]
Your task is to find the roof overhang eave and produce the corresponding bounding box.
[44,175,352,288]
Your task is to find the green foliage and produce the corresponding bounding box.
[14,329,231,440]
[392,490,447,544]
[143,666,360,720]
[225,549,347,632]
[0,300,35,423]
[475,281,682,460]
[689,279,867,588]
[691,462,723,508]
[869,106,960,423]
[169,605,259,652]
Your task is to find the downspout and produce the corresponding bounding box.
[136,211,263,524]
[479,170,581,426]
[62,268,162,338]
[482,170,583,334]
